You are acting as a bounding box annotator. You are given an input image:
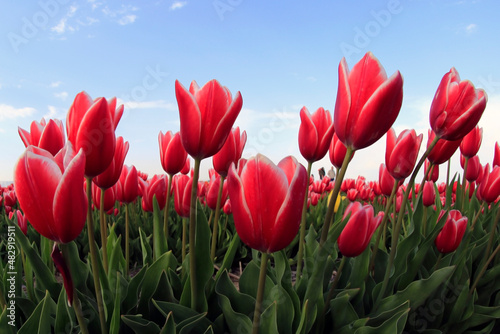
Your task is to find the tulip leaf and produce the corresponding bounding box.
[260,301,278,333]
[374,266,455,317]
[18,290,56,334]
[121,314,161,333]
[109,272,122,334]
[1,306,17,334]
[216,284,253,333]
[177,312,210,334]
[11,222,60,297]
[354,306,409,334]
[329,291,360,331]
[214,234,240,282]
[139,227,153,266]
[122,265,147,313]
[215,270,255,316]
[159,311,176,334]
[239,260,273,299]
[54,288,74,334]
[153,195,168,260]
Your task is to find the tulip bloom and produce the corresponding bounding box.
[460,126,482,158]
[298,106,335,162]
[140,175,167,212]
[334,52,403,151]
[427,130,461,165]
[430,68,487,141]
[18,118,65,156]
[461,155,481,182]
[379,163,397,197]
[159,131,189,175]
[175,79,243,160]
[93,136,129,189]
[337,202,383,257]
[435,210,467,253]
[494,142,500,168]
[118,165,140,204]
[66,91,121,178]
[478,164,500,204]
[14,145,87,244]
[92,183,117,212]
[424,160,439,182]
[227,154,307,253]
[329,133,353,169]
[422,181,436,207]
[213,127,247,177]
[206,174,228,211]
[173,174,192,218]
[385,128,423,180]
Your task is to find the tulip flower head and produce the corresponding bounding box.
[427,130,461,165]
[337,202,383,257]
[385,128,423,180]
[173,174,192,218]
[422,181,436,207]
[478,164,500,204]
[18,118,66,156]
[14,144,87,244]
[227,154,307,253]
[298,106,335,162]
[159,130,189,175]
[175,79,243,160]
[118,165,140,204]
[213,127,247,177]
[434,210,467,254]
[334,52,403,151]
[460,126,482,158]
[93,136,129,189]
[430,68,487,141]
[329,133,353,169]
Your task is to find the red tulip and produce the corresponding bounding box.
[175,79,243,160]
[385,128,423,180]
[427,130,461,165]
[3,190,17,208]
[206,174,228,211]
[14,144,87,243]
[430,68,487,141]
[140,175,167,212]
[334,52,403,150]
[346,188,359,202]
[173,174,192,218]
[329,133,353,169]
[223,199,232,215]
[494,142,500,168]
[213,127,247,177]
[18,118,65,156]
[92,183,116,212]
[298,106,335,162]
[478,164,500,204]
[378,163,396,197]
[424,160,439,182]
[159,131,188,175]
[435,210,467,253]
[460,126,482,158]
[66,91,119,177]
[94,136,129,189]
[461,155,481,182]
[422,181,436,207]
[227,154,307,253]
[337,202,383,257]
[118,165,140,204]
[9,209,28,235]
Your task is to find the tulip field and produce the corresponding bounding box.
[1,51,500,333]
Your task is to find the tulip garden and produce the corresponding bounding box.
[1,51,500,333]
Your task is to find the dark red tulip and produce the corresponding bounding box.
[427,130,461,165]
[461,155,481,182]
[206,174,228,211]
[424,160,439,182]
[435,210,467,254]
[337,202,383,257]
[173,174,192,218]
[66,91,119,177]
[494,142,500,168]
[460,126,482,158]
[430,68,487,141]
[9,209,28,235]
[92,183,116,212]
[94,136,129,189]
[298,106,335,162]
[227,154,307,253]
[213,127,247,177]
[223,199,232,215]
[18,118,65,156]
[140,175,167,212]
[329,133,353,169]
[175,79,243,160]
[118,165,140,204]
[422,181,436,207]
[385,128,423,180]
[3,190,17,208]
[159,131,188,175]
[378,163,396,197]
[346,188,359,202]
[334,52,403,150]
[478,164,500,204]
[14,144,87,243]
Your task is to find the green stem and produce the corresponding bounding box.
[322,256,347,320]
[445,159,452,209]
[61,243,89,334]
[461,157,469,211]
[433,253,443,272]
[210,175,225,262]
[86,178,108,334]
[484,207,500,263]
[99,188,109,273]
[189,158,201,311]
[296,161,313,281]
[375,136,439,308]
[252,252,269,334]
[164,174,173,240]
[182,217,187,278]
[369,180,398,274]
[471,202,485,230]
[125,203,130,278]
[423,205,428,237]
[469,240,500,299]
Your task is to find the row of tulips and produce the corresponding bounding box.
[1,51,500,333]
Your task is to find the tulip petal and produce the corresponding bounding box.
[176,80,202,157]
[334,58,352,146]
[67,91,93,144]
[38,119,65,156]
[298,107,319,162]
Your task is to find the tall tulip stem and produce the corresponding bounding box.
[320,256,347,331]
[99,188,109,273]
[125,203,130,278]
[86,177,108,334]
[164,174,173,240]
[296,161,313,280]
[189,158,201,311]
[60,243,89,334]
[461,157,469,211]
[182,217,187,277]
[376,135,439,308]
[484,207,500,265]
[210,175,225,262]
[252,252,269,334]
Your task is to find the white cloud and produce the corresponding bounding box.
[102,4,138,25]
[170,1,187,10]
[117,99,176,111]
[0,104,36,121]
[118,14,137,25]
[50,81,62,88]
[465,23,478,35]
[51,5,79,34]
[54,92,69,100]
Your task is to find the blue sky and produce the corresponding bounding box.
[1,0,499,183]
